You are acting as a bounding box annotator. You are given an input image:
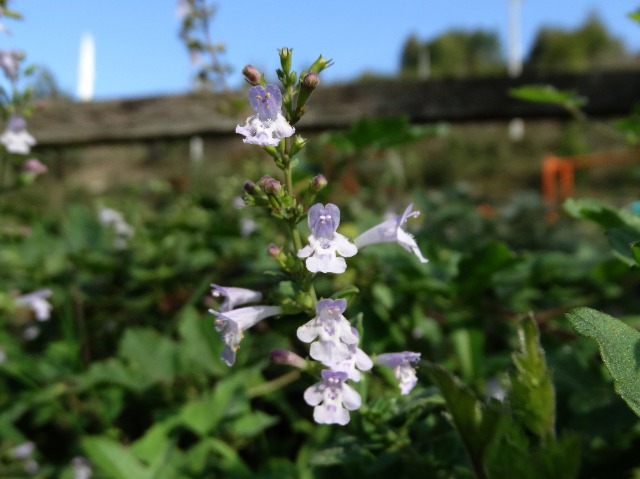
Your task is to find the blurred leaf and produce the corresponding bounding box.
[508,316,555,439]
[177,306,225,376]
[629,11,640,24]
[82,436,151,479]
[118,328,180,383]
[326,116,446,152]
[567,307,640,417]
[564,198,640,266]
[228,410,279,437]
[425,362,502,478]
[451,328,485,383]
[509,85,586,110]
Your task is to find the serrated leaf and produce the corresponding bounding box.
[567,307,640,417]
[118,328,180,384]
[508,316,555,439]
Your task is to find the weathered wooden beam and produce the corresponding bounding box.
[29,70,640,147]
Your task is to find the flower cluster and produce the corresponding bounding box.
[209,55,427,426]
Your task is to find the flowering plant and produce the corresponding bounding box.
[208,48,427,425]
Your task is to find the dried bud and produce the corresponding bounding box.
[310,174,327,192]
[242,64,262,85]
[269,349,307,369]
[302,72,319,91]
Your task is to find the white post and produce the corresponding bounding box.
[77,33,95,102]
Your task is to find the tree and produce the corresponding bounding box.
[525,13,631,73]
[400,29,505,78]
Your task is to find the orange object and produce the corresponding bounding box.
[542,149,640,204]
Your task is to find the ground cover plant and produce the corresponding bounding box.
[2,3,640,478]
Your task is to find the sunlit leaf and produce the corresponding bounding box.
[567,307,640,417]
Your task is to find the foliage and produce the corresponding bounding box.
[525,13,632,73]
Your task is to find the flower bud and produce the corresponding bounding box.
[242,64,262,85]
[243,180,256,194]
[278,47,293,73]
[257,175,274,188]
[269,349,307,369]
[266,243,281,258]
[263,178,282,196]
[310,174,327,192]
[308,54,334,74]
[302,72,319,91]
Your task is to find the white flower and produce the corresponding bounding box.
[98,207,134,248]
[303,370,362,425]
[15,289,53,321]
[354,203,428,263]
[1,116,36,155]
[297,299,358,366]
[330,328,373,382]
[235,84,295,147]
[209,305,282,366]
[376,351,421,395]
[210,284,262,312]
[297,203,357,274]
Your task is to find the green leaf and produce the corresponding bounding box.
[118,328,180,384]
[628,11,640,24]
[508,316,555,439]
[566,307,640,417]
[425,362,502,478]
[509,85,586,109]
[82,436,151,479]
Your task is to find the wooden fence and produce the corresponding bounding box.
[29,70,640,147]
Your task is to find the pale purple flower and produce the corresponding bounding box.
[354,204,428,263]
[376,351,421,395]
[209,305,282,366]
[98,207,134,248]
[269,349,307,369]
[10,441,34,459]
[210,284,262,312]
[71,456,92,479]
[304,370,362,425]
[297,203,357,274]
[297,298,358,366]
[0,49,23,80]
[331,328,373,382]
[0,115,36,154]
[235,84,294,147]
[15,289,52,321]
[22,158,47,177]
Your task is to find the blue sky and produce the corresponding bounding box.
[3,0,639,100]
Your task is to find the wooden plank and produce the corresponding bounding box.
[28,70,640,147]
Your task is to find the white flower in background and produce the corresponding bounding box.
[209,305,282,366]
[303,370,362,425]
[354,203,428,263]
[0,115,36,154]
[98,207,134,248]
[15,289,53,321]
[297,203,357,274]
[0,49,23,80]
[376,351,421,395]
[71,456,93,479]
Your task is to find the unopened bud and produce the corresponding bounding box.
[302,72,319,91]
[308,54,334,74]
[242,64,262,85]
[310,174,327,192]
[278,47,293,73]
[269,349,307,369]
[243,180,256,194]
[264,178,282,196]
[266,243,281,258]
